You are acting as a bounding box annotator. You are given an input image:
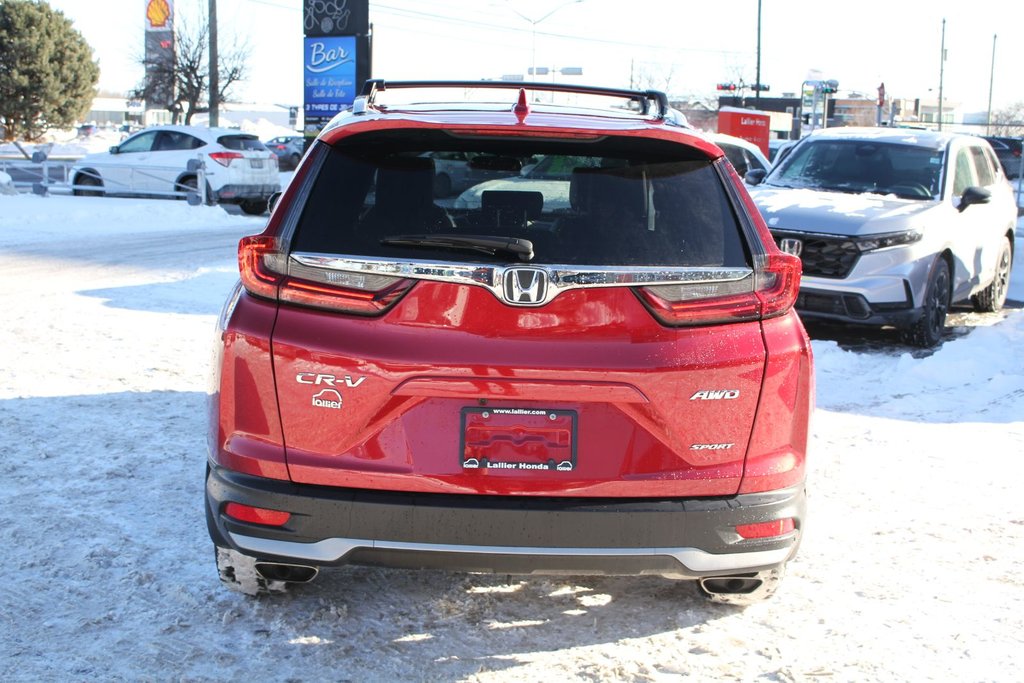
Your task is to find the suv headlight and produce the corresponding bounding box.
[855,229,924,253]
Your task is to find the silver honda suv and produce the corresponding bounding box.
[747,127,1016,347]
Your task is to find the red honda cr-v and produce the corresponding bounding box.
[207,80,814,605]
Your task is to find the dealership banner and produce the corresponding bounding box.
[144,0,174,109]
[303,0,370,137]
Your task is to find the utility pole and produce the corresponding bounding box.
[209,0,219,128]
[986,34,996,136]
[937,18,945,132]
[755,0,762,107]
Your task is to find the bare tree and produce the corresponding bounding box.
[135,18,249,125]
[990,102,1024,137]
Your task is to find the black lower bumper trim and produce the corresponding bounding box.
[205,466,805,578]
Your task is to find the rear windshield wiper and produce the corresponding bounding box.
[381,234,535,262]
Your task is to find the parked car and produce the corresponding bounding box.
[71,125,280,215]
[747,127,1016,347]
[207,80,813,605]
[454,135,769,210]
[265,135,305,171]
[982,135,1022,179]
[707,132,771,177]
[453,152,597,210]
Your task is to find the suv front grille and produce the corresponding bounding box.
[771,230,860,279]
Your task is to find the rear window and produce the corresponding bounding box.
[291,136,749,268]
[218,135,266,151]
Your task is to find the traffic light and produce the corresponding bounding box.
[716,83,737,91]
[820,80,839,94]
[751,83,770,92]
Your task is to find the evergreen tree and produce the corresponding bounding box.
[0,0,99,140]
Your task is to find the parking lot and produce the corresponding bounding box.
[2,193,1023,680]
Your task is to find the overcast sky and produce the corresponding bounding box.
[45,0,1023,114]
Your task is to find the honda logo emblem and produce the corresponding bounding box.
[503,268,548,305]
[779,238,803,257]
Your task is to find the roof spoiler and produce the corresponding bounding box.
[357,79,670,120]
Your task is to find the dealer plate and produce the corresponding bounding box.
[460,407,577,472]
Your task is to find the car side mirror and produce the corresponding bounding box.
[109,145,120,155]
[957,185,991,213]
[745,169,767,186]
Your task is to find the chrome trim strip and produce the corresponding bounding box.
[228,532,791,573]
[290,252,753,306]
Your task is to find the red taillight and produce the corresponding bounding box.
[736,518,795,539]
[209,151,244,167]
[238,235,283,299]
[224,502,291,526]
[636,253,801,326]
[237,235,414,314]
[280,276,415,314]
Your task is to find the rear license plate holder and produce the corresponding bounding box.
[250,159,264,168]
[460,407,577,472]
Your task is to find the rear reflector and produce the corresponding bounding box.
[735,518,795,539]
[238,235,414,315]
[636,253,801,326]
[224,502,291,526]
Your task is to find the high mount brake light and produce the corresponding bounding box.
[636,253,801,326]
[238,236,415,314]
[209,151,244,167]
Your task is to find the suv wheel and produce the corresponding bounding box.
[239,199,269,216]
[73,173,104,197]
[971,236,1012,312]
[902,256,950,348]
[696,566,785,606]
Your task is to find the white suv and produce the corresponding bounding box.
[748,128,1016,347]
[71,125,280,215]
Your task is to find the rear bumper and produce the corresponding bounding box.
[213,183,280,203]
[206,465,805,579]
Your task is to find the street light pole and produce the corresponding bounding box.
[937,17,946,132]
[506,0,584,82]
[755,0,762,107]
[986,34,997,136]
[209,0,219,128]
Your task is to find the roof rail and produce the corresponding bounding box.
[358,79,670,120]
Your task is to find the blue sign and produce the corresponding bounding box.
[304,36,357,118]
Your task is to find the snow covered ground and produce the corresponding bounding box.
[1,191,1023,681]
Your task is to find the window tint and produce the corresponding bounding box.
[118,131,157,154]
[218,135,266,151]
[969,146,995,186]
[953,148,975,196]
[154,131,205,152]
[292,142,749,268]
[720,144,749,175]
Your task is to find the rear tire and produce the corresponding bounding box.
[901,256,950,348]
[73,173,104,197]
[696,566,785,606]
[971,236,1012,312]
[239,199,269,215]
[215,546,289,596]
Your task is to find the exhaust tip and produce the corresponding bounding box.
[255,562,319,584]
[699,575,763,595]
